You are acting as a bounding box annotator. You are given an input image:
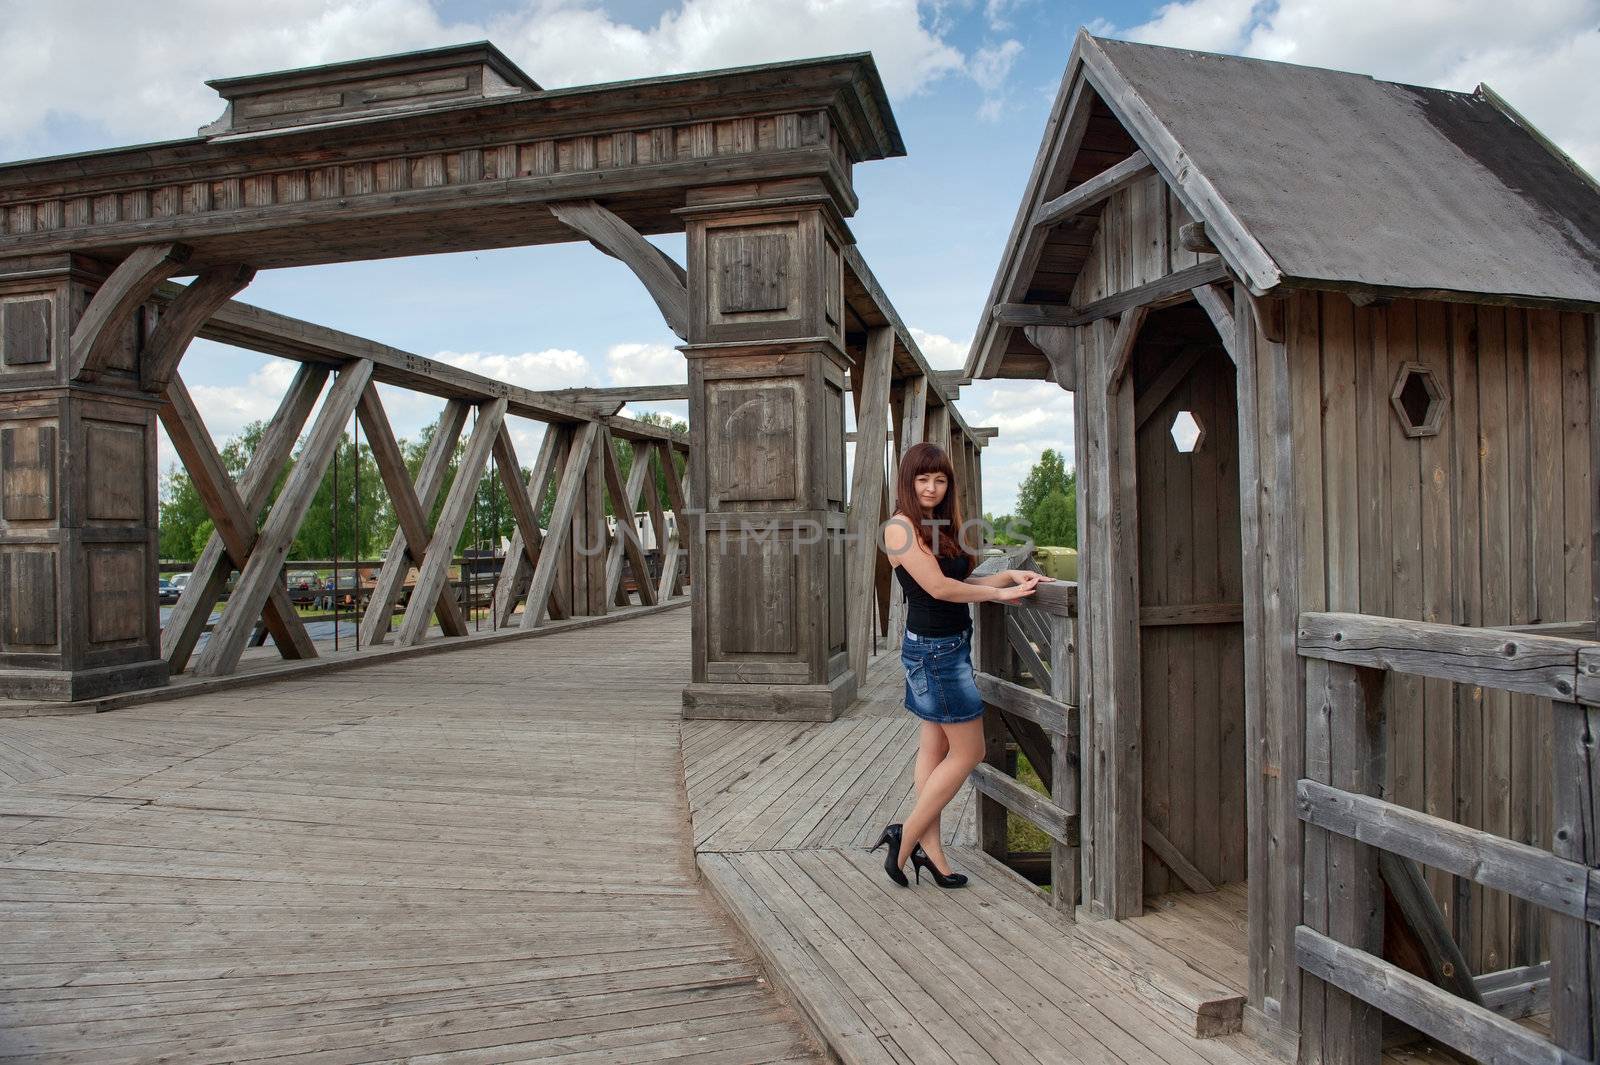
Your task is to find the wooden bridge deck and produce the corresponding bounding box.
[0,607,820,1063]
[0,608,1456,1063]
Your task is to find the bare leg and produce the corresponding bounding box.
[913,721,950,869]
[897,718,984,868]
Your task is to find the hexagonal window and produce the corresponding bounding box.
[1390,362,1447,437]
[1170,410,1205,453]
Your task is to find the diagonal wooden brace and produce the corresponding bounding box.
[520,421,600,630]
[161,363,329,673]
[490,422,569,625]
[356,386,469,645]
[600,430,657,606]
[141,264,256,392]
[70,243,192,381]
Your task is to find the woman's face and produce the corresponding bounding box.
[913,471,948,512]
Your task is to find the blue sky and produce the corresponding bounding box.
[4,0,1596,514]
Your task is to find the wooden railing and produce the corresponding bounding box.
[974,580,1080,917]
[1295,611,1599,1065]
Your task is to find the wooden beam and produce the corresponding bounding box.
[1104,305,1149,394]
[530,383,690,404]
[161,364,327,672]
[520,422,600,630]
[141,265,256,392]
[1190,283,1236,363]
[973,670,1074,738]
[655,440,689,599]
[1179,221,1217,254]
[1134,345,1207,430]
[194,359,374,676]
[599,431,657,606]
[70,243,192,380]
[356,386,469,644]
[638,442,678,601]
[1033,150,1153,228]
[396,398,507,646]
[1550,700,1600,1057]
[1143,819,1216,893]
[994,303,1076,328]
[1298,612,1584,702]
[1023,324,1076,390]
[550,200,689,340]
[158,376,319,662]
[846,327,893,683]
[361,400,470,645]
[493,424,570,625]
[971,763,1077,846]
[1379,851,1482,1004]
[1297,927,1584,1065]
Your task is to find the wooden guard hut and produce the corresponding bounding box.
[968,30,1600,1065]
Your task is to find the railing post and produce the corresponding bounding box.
[976,599,1009,862]
[1550,700,1599,1058]
[1301,659,1387,1065]
[1050,611,1079,917]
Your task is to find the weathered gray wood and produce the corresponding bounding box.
[1298,778,1598,923]
[139,265,255,392]
[846,327,894,684]
[1550,700,1600,1058]
[158,376,318,662]
[1379,850,1483,1004]
[1142,819,1216,894]
[521,422,600,630]
[1179,220,1217,254]
[356,385,469,643]
[1299,611,1583,702]
[970,763,1077,847]
[1477,962,1552,1020]
[492,425,569,626]
[1033,150,1154,228]
[397,398,507,646]
[1190,283,1235,361]
[652,441,688,600]
[69,243,191,380]
[973,671,1074,738]
[1104,305,1149,393]
[1077,259,1230,328]
[995,303,1077,328]
[1022,324,1076,390]
[161,363,328,673]
[360,400,470,646]
[1297,927,1585,1065]
[194,359,374,676]
[600,430,657,607]
[550,200,689,340]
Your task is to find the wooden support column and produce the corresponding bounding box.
[194,359,374,676]
[1550,699,1599,1058]
[976,600,1012,863]
[926,402,951,454]
[395,398,506,646]
[357,391,470,646]
[887,374,929,649]
[679,182,857,721]
[1299,661,1387,1065]
[162,363,328,673]
[0,254,191,699]
[846,326,893,684]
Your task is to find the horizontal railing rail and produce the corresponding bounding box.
[1294,610,1599,1065]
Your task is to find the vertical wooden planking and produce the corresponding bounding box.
[1137,348,1171,896]
[1107,324,1144,917]
[1166,361,1197,889]
[1560,313,1593,627]
[1074,324,1100,910]
[1385,301,1425,827]
[1449,302,1484,956]
[1190,354,1223,885]
[1215,349,1248,882]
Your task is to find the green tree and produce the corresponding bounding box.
[1029,490,1076,548]
[1014,449,1077,548]
[158,465,209,561]
[189,518,216,560]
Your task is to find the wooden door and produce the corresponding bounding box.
[1133,342,1247,895]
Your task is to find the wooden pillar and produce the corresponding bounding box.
[845,327,893,685]
[0,255,180,699]
[679,182,857,721]
[976,600,1010,862]
[1550,700,1599,1058]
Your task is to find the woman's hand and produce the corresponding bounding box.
[991,581,1038,602]
[1004,569,1054,586]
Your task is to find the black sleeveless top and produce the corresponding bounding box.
[895,553,974,637]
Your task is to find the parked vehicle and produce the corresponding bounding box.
[157,578,179,604]
[169,572,192,594]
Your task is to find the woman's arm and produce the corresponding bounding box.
[966,568,1056,589]
[882,517,1036,604]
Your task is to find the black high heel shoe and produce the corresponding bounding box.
[869,823,910,887]
[911,843,969,888]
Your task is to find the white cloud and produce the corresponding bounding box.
[910,327,969,369]
[969,38,1023,92]
[0,0,967,158]
[1111,0,1600,172]
[438,347,592,389]
[605,341,685,385]
[186,358,303,442]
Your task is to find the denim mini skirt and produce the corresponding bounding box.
[900,627,985,724]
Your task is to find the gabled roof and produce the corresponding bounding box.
[968,30,1600,379]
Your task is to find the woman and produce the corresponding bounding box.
[871,442,1049,888]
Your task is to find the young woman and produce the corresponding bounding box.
[871,442,1050,888]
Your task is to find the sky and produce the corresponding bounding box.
[4,0,1597,515]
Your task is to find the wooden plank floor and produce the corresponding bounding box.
[686,651,1460,1065]
[0,609,823,1063]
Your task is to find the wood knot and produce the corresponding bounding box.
[1501,642,1516,657]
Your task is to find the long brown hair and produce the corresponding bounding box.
[895,442,973,565]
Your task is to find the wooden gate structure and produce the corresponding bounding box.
[968,30,1600,1065]
[0,43,989,720]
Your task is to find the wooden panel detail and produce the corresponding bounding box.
[709,224,798,320]
[824,382,844,506]
[84,420,146,522]
[1,423,55,521]
[828,528,845,653]
[1,297,52,367]
[710,533,798,656]
[0,547,57,648]
[85,544,144,644]
[707,382,797,505]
